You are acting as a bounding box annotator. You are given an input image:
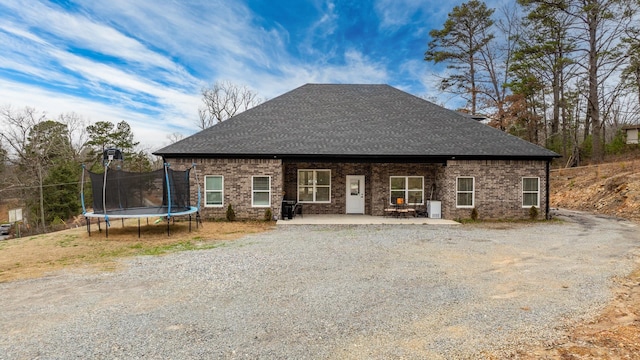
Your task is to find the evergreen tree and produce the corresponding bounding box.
[40,160,81,224]
[425,0,495,115]
[85,120,140,171]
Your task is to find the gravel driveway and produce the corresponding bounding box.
[1,210,638,359]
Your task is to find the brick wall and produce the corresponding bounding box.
[370,163,440,216]
[283,162,372,214]
[440,159,548,220]
[284,162,441,215]
[165,158,548,220]
[166,157,283,220]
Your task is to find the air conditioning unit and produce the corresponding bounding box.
[427,200,441,219]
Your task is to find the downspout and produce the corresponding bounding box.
[545,160,551,220]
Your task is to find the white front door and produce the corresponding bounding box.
[346,175,365,214]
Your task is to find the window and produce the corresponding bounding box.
[389,176,424,205]
[204,175,223,207]
[522,177,540,207]
[298,170,331,203]
[456,177,474,208]
[252,176,271,207]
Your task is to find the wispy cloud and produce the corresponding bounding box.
[0,0,488,149]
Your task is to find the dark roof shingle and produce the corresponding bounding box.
[155,84,559,159]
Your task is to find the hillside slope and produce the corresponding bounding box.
[551,159,640,223]
[535,159,640,359]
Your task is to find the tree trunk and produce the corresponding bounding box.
[587,2,603,163]
[561,84,568,158]
[38,164,46,232]
[470,53,477,115]
[551,71,560,138]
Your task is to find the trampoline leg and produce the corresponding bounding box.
[138,218,141,238]
[189,215,192,232]
[86,217,91,237]
[98,218,102,233]
[122,218,125,227]
[167,218,170,237]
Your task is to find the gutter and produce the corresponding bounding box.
[546,160,551,220]
[154,153,559,162]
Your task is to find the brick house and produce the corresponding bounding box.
[154,84,559,220]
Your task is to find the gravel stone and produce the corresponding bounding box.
[0,209,638,359]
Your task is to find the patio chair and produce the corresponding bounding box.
[394,197,410,217]
[383,199,397,217]
[415,203,428,217]
[292,202,303,218]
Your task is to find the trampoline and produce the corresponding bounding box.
[81,149,201,237]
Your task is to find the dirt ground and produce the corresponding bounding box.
[525,159,640,359]
[0,219,274,283]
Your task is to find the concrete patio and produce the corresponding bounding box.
[276,214,459,225]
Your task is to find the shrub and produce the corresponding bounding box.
[226,204,236,222]
[264,208,273,221]
[529,206,539,220]
[470,207,479,221]
[605,130,626,155]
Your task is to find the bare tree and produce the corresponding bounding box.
[0,106,65,231]
[166,132,185,144]
[621,29,640,108]
[197,81,262,129]
[477,3,522,129]
[57,112,89,161]
[521,0,639,162]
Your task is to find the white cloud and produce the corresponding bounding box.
[0,78,200,150]
[0,0,449,150]
[1,1,176,71]
[374,0,449,30]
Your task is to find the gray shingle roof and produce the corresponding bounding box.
[155,84,559,159]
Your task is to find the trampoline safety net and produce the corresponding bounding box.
[88,168,191,214]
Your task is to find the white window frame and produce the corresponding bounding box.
[456,177,475,208]
[297,170,331,203]
[522,177,540,208]
[389,176,424,205]
[204,175,224,207]
[252,176,271,207]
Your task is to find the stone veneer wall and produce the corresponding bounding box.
[440,159,548,220]
[165,157,283,220]
[283,162,441,216]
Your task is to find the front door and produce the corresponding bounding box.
[346,175,365,214]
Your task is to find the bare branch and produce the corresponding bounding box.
[197,81,262,129]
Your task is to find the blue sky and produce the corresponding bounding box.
[0,0,507,150]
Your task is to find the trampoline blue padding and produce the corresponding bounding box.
[84,206,198,219]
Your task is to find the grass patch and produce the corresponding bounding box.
[57,235,79,247]
[139,240,222,256]
[0,220,274,283]
[457,217,563,228]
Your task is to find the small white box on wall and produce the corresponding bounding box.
[427,200,441,219]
